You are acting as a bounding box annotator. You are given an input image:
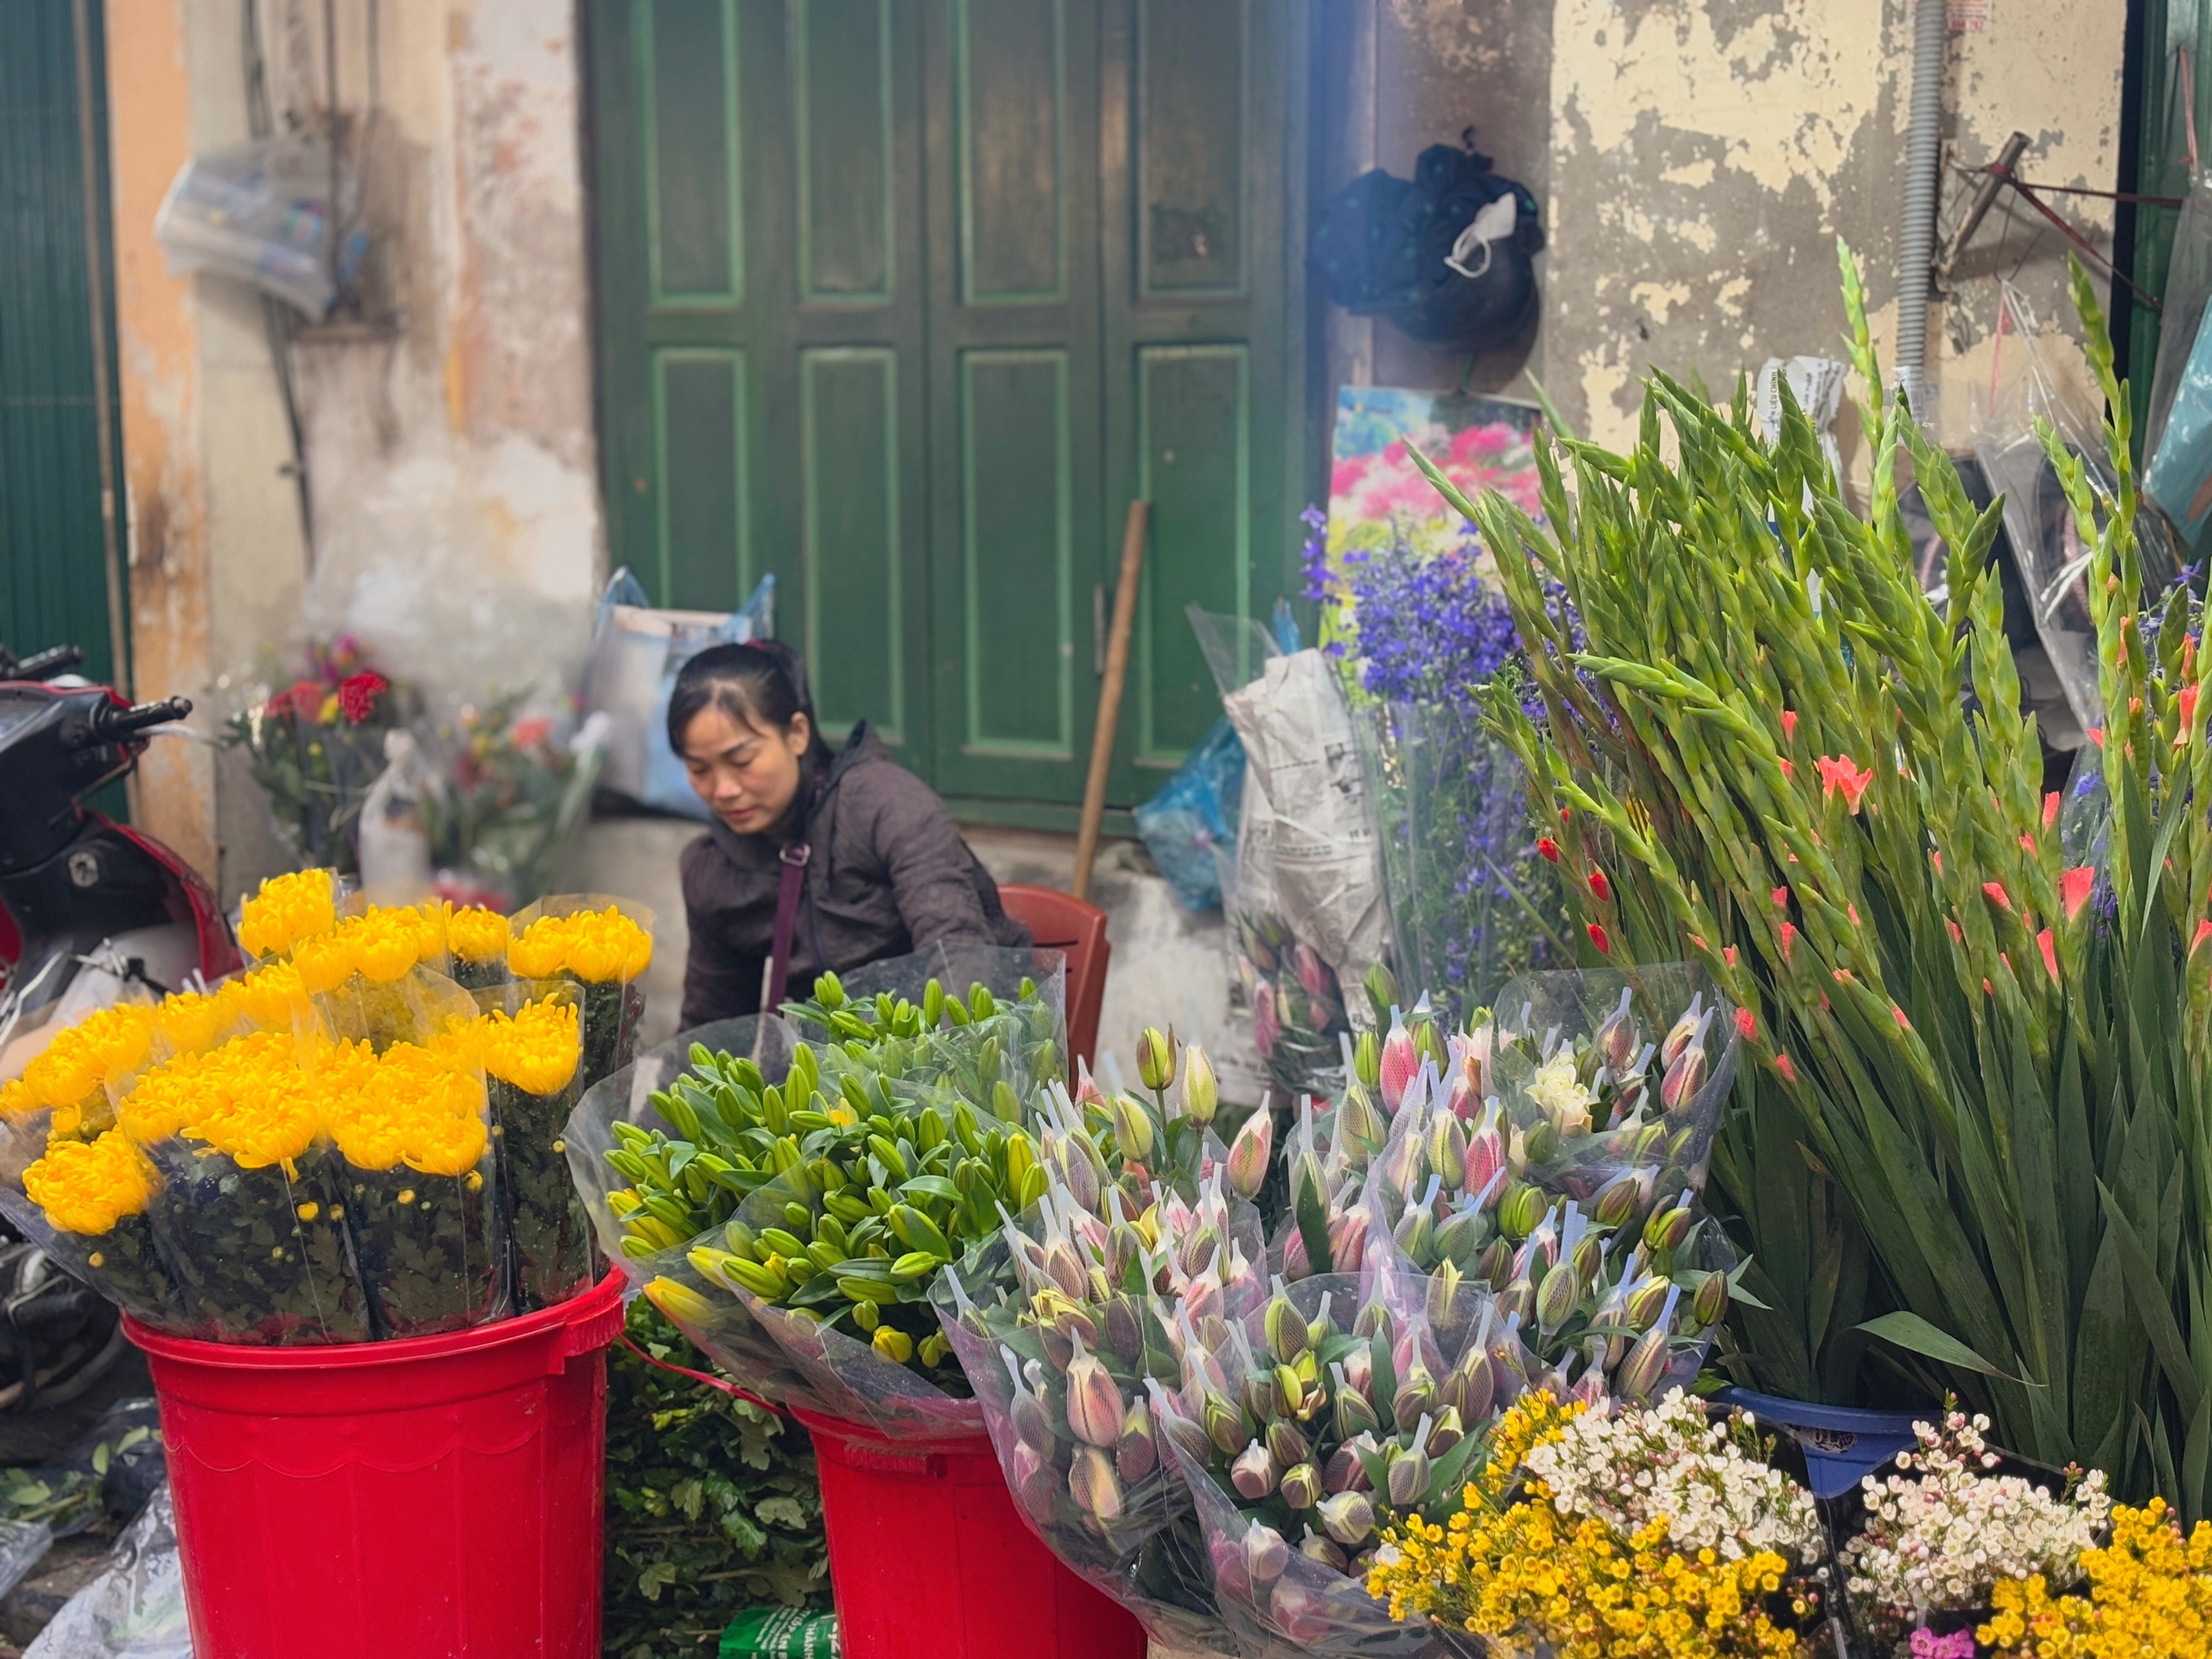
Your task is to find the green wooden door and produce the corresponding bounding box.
[0,0,127,690]
[588,0,1306,810]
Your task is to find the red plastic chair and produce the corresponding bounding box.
[997,884,1110,1071]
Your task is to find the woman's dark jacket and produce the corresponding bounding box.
[678,723,1031,1026]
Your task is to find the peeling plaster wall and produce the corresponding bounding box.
[1328,0,2126,470]
[107,0,602,903]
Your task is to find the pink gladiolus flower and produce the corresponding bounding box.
[2061,867,2095,922]
[1771,887,1789,908]
[1816,754,1874,812]
[1781,709,1799,741]
[1734,1007,1755,1041]
[1983,880,2015,914]
[1779,922,1798,963]
[1775,1053,1798,1084]
[2044,791,2061,830]
[1586,922,1611,954]
[2193,919,2212,957]
[2038,928,2058,982]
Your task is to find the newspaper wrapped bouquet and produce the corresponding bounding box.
[0,872,618,1342]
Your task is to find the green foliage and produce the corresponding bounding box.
[1407,245,2212,1517]
[603,1297,828,1658]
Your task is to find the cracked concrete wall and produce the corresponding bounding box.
[109,0,602,904]
[1330,0,2126,467]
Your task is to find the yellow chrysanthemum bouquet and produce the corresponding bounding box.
[506,894,654,1088]
[0,869,616,1344]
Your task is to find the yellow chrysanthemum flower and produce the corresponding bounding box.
[219,961,308,1030]
[445,906,512,965]
[509,907,651,983]
[0,1078,37,1118]
[324,1042,487,1177]
[236,869,340,959]
[25,1128,158,1235]
[155,988,235,1057]
[292,908,433,995]
[22,1003,156,1110]
[479,999,581,1095]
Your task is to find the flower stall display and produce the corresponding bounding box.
[1306,507,1570,1021]
[416,690,609,910]
[1366,1388,1828,1657]
[219,638,403,876]
[0,872,632,1344]
[567,960,1067,1440]
[1406,249,2212,1521]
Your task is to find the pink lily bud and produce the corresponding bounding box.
[1660,998,1707,1070]
[1069,1445,1124,1523]
[1012,1440,1058,1524]
[1073,1061,1104,1106]
[1294,942,1332,1002]
[1594,988,1639,1073]
[1615,1322,1675,1402]
[1225,1107,1274,1200]
[1465,1123,1507,1206]
[1232,1438,1281,1499]
[1661,1042,1710,1115]
[1243,1521,1289,1586]
[1065,1338,1125,1448]
[1252,982,1280,1058]
[1379,1011,1418,1113]
[1116,1398,1159,1483]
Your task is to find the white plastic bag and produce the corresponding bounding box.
[154,137,360,320]
[585,569,776,817]
[22,1484,189,1659]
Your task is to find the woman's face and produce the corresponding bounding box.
[679,701,812,836]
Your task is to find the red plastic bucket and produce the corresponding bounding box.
[794,1408,1147,1659]
[125,1270,626,1659]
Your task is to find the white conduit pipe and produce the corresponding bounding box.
[1896,0,1948,417]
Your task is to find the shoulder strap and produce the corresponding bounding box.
[760,842,812,1016]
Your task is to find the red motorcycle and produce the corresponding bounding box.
[0,639,240,1075]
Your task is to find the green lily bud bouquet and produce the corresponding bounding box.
[565,952,1068,1440]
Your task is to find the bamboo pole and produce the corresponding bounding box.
[1073,500,1148,900]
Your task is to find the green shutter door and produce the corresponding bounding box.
[1100,0,1304,798]
[0,0,126,690]
[919,0,1107,804]
[588,0,1304,806]
[591,0,933,759]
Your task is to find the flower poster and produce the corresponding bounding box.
[1325,387,1544,568]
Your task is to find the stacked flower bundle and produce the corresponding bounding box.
[926,971,1742,1653]
[1366,1389,2211,1658]
[0,869,633,1342]
[574,965,1068,1437]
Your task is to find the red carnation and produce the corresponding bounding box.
[338,671,388,724]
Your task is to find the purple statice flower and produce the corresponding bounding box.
[1299,505,1331,604]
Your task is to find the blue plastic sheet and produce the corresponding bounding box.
[1134,717,1245,911]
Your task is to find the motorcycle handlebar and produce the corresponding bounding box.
[81,696,194,744]
[3,644,86,681]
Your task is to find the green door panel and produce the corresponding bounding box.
[591,0,931,765]
[590,0,1309,807]
[0,0,126,691]
[921,0,1105,801]
[1102,0,1306,798]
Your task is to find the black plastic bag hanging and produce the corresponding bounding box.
[1307,139,1542,351]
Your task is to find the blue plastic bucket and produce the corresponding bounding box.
[1715,1388,1925,1499]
